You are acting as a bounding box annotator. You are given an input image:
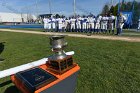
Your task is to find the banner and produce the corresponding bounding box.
[121,12,133,26]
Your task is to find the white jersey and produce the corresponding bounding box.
[43,18,50,29]
[58,18,63,24]
[82,18,88,23]
[70,18,76,24]
[51,18,56,23]
[86,17,90,23]
[117,15,127,28]
[43,18,49,24]
[82,18,87,30]
[51,18,56,29]
[48,19,52,24]
[70,18,76,29]
[62,18,66,27]
[88,17,95,23]
[87,17,95,29]
[56,18,64,29]
[101,16,108,24]
[96,16,102,24]
[76,17,82,30]
[108,15,115,23]
[77,17,82,24]
[118,15,126,23]
[65,19,70,24]
[64,19,70,28]
[98,16,102,19]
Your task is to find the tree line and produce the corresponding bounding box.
[102,1,140,24]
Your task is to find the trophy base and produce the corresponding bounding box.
[14,67,57,93]
[47,55,77,74]
[11,64,80,93]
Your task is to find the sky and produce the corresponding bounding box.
[0,0,137,16]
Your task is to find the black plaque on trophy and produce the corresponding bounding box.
[15,67,57,93]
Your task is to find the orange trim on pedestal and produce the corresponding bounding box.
[11,64,80,93]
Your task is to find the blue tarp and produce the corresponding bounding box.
[121,12,133,26]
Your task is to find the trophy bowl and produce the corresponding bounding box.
[49,35,67,52]
[49,35,68,60]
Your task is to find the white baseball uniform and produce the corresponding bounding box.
[70,18,76,30]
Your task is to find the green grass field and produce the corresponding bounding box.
[0,31,140,93]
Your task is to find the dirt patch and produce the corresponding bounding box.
[0,29,140,42]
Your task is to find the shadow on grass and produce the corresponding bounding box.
[0,42,5,61]
[4,86,19,93]
[0,80,12,87]
[0,80,19,93]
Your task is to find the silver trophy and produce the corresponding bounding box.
[49,35,68,60]
[48,35,75,74]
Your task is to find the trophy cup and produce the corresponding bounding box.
[48,35,76,74]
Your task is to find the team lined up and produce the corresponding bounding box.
[43,13,127,35]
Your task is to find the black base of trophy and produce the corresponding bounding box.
[48,55,76,74]
[15,67,57,93]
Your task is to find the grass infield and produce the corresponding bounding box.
[0,31,140,93]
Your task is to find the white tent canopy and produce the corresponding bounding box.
[0,12,37,23]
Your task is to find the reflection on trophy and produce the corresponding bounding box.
[48,35,76,74]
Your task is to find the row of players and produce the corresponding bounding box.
[43,13,127,35]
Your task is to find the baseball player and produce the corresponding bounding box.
[82,16,87,33]
[57,17,64,32]
[48,18,52,32]
[101,14,108,33]
[95,15,102,33]
[51,16,56,32]
[87,16,95,33]
[116,13,127,35]
[43,17,49,32]
[64,18,69,32]
[76,16,82,32]
[108,13,116,34]
[70,17,76,32]
[86,16,90,33]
